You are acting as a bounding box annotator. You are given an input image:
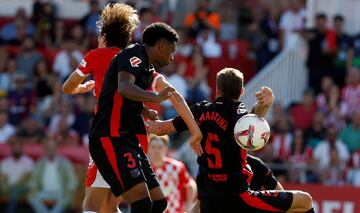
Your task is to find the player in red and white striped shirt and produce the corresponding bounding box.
[148,134,197,213]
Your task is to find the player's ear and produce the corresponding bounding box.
[157,39,165,50]
[240,87,245,96]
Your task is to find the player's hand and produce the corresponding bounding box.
[154,86,175,103]
[78,80,95,93]
[143,109,159,121]
[189,132,203,156]
[255,86,274,107]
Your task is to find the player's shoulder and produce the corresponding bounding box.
[120,43,144,56]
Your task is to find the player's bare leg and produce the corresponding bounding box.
[99,190,122,213]
[83,187,110,212]
[121,182,152,213]
[149,186,167,213]
[286,190,314,213]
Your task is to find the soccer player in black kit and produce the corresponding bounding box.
[148,68,315,212]
[88,23,203,213]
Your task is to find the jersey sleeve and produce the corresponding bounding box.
[172,102,201,132]
[76,50,95,77]
[117,46,143,77]
[249,155,278,190]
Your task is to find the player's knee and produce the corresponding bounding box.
[150,198,167,213]
[82,197,101,211]
[130,197,152,213]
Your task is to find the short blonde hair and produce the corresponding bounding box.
[149,134,170,145]
[97,3,139,48]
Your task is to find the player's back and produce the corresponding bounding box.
[192,97,252,198]
[76,47,120,99]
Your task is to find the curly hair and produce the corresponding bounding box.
[216,68,244,100]
[97,3,139,48]
[142,22,179,46]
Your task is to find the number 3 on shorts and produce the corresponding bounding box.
[124,152,136,168]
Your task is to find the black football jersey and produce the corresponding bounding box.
[247,155,278,190]
[173,97,253,198]
[89,43,156,139]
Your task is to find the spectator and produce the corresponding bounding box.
[279,0,306,49]
[175,29,193,62]
[0,41,9,74]
[16,117,45,144]
[51,20,65,49]
[161,63,188,120]
[322,85,346,131]
[340,68,360,120]
[347,150,360,186]
[347,21,360,69]
[32,1,57,47]
[72,95,94,138]
[303,13,333,94]
[305,111,326,148]
[134,7,157,42]
[340,111,360,153]
[321,148,347,185]
[15,36,43,82]
[148,134,197,213]
[315,76,334,112]
[7,74,35,125]
[271,116,293,161]
[48,99,75,135]
[288,129,313,183]
[313,127,350,170]
[32,59,54,100]
[257,6,280,70]
[178,45,210,105]
[196,27,222,58]
[52,35,83,81]
[80,0,101,36]
[27,139,78,213]
[52,116,80,145]
[0,110,16,144]
[70,24,88,52]
[0,138,34,213]
[0,96,9,111]
[184,0,220,39]
[0,8,34,43]
[0,58,18,92]
[332,15,351,87]
[289,89,318,130]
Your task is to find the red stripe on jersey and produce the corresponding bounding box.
[100,137,124,189]
[239,192,282,212]
[110,92,123,137]
[85,164,97,187]
[136,134,149,154]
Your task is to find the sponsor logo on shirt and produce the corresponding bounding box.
[130,57,142,67]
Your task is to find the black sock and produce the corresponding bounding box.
[150,198,167,213]
[131,197,152,213]
[305,208,315,213]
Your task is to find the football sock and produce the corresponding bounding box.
[131,197,152,213]
[150,198,167,213]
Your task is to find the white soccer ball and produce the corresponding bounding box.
[234,114,271,151]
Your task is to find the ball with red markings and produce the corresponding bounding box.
[234,114,270,151]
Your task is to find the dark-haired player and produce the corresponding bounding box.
[148,67,315,212]
[62,3,140,213]
[88,22,203,213]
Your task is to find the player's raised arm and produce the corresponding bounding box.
[154,76,203,155]
[250,86,274,117]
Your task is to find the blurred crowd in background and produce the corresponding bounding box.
[0,0,360,212]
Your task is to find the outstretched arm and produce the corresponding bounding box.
[251,86,274,117]
[154,76,203,156]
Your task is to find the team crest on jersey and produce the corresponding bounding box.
[130,57,142,67]
[80,59,87,67]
